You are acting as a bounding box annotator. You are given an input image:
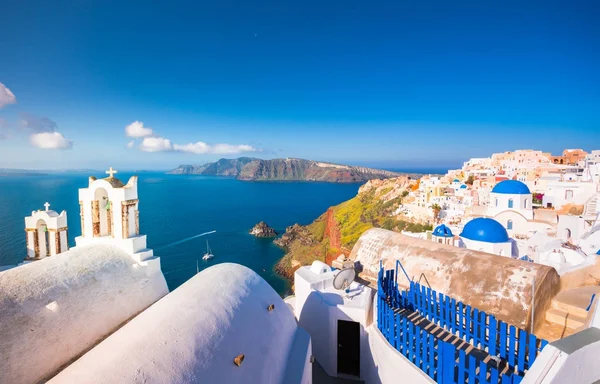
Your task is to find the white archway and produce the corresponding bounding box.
[36,219,49,258]
[565,228,572,242]
[94,187,112,237]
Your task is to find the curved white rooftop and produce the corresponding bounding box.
[50,263,309,384]
[491,179,531,194]
[0,244,168,384]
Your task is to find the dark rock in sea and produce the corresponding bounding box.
[249,221,278,238]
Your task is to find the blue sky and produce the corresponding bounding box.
[0,0,598,171]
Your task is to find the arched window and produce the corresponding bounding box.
[508,199,514,208]
[524,199,528,209]
[507,220,513,230]
[495,198,498,207]
[565,190,573,199]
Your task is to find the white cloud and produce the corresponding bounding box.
[172,142,210,154]
[30,132,73,150]
[125,121,154,138]
[139,136,173,152]
[127,121,259,155]
[0,82,16,108]
[173,142,257,154]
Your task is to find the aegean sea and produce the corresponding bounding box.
[0,173,360,295]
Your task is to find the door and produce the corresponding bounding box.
[337,320,360,377]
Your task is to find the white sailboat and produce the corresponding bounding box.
[202,240,214,261]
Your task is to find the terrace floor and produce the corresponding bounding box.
[313,361,364,384]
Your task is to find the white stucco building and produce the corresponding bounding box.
[542,180,598,209]
[289,260,434,383]
[24,202,68,260]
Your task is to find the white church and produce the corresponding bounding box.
[2,169,600,384]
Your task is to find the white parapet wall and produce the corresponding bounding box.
[294,262,375,380]
[0,244,168,384]
[365,325,435,384]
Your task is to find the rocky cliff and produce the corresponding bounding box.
[168,157,257,176]
[274,176,434,281]
[168,157,400,183]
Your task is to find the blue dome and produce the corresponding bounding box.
[460,218,509,243]
[597,249,600,255]
[460,184,467,189]
[491,180,531,194]
[453,179,460,183]
[433,224,454,238]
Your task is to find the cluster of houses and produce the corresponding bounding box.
[401,149,600,274]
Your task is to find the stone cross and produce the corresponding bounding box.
[106,167,118,178]
[44,202,50,211]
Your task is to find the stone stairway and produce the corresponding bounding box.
[584,194,599,218]
[540,286,600,341]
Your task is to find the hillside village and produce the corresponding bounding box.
[400,149,600,265]
[277,149,600,295]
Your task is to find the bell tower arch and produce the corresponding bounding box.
[24,202,69,261]
[75,167,151,263]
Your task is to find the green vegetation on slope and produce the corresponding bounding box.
[333,190,431,249]
[274,177,432,281]
[274,216,328,279]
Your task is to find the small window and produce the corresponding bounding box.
[507,220,513,230]
[495,198,498,207]
[524,199,528,209]
[508,199,514,208]
[565,190,573,199]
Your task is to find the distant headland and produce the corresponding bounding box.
[167,157,428,183]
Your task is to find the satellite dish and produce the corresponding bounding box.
[333,267,356,292]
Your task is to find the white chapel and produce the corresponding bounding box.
[24,202,68,260]
[75,167,154,264]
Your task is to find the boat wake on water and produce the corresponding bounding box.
[156,230,217,251]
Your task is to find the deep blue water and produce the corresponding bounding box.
[0,173,359,295]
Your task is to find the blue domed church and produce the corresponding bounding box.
[459,217,513,257]
[432,224,454,245]
[486,180,534,236]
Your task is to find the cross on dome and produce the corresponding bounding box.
[44,202,50,211]
[106,167,118,178]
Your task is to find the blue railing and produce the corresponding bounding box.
[586,293,596,311]
[378,267,548,383]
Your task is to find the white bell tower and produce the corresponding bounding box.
[74,167,153,263]
[24,202,68,261]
